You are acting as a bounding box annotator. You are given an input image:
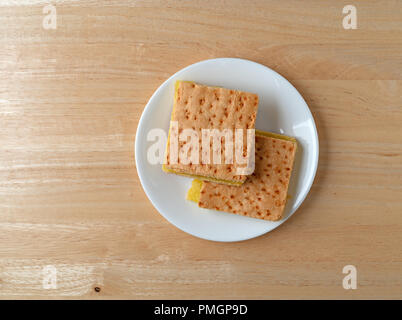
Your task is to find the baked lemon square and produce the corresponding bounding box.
[163,81,259,185]
[187,130,297,221]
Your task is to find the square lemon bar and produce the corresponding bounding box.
[163,81,259,185]
[187,130,297,221]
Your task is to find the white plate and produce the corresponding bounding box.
[135,58,318,242]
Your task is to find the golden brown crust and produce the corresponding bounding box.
[164,81,259,184]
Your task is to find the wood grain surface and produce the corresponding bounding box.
[0,0,401,299]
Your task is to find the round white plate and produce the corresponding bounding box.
[135,58,318,242]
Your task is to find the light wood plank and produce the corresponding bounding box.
[0,0,401,299]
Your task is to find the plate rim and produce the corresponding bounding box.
[135,57,319,242]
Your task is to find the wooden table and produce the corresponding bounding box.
[0,0,401,299]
